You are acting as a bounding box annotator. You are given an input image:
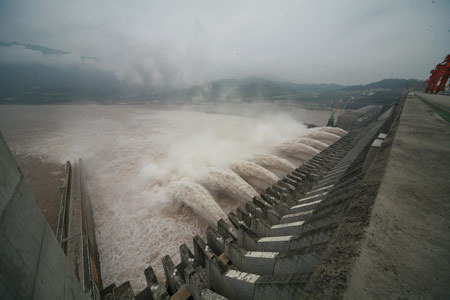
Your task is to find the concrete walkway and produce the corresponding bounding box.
[416,92,450,113]
[345,96,450,298]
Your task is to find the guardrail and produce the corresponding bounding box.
[56,161,72,253]
[55,159,102,299]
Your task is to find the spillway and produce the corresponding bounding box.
[0,104,349,291]
[293,137,328,151]
[200,167,259,204]
[167,180,228,225]
[274,141,320,163]
[229,160,280,192]
[300,130,341,144]
[318,126,347,136]
[249,153,296,178]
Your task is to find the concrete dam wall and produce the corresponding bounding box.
[0,110,393,299]
[6,96,446,299]
[0,131,88,300]
[97,108,398,299]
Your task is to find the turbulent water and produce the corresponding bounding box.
[230,160,280,193]
[274,141,320,163]
[168,180,228,225]
[200,167,259,204]
[300,129,341,144]
[293,137,329,151]
[318,126,347,136]
[0,104,346,291]
[249,153,296,178]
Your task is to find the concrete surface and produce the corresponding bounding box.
[416,92,450,113]
[16,155,65,233]
[345,95,450,298]
[0,131,87,300]
[66,160,83,286]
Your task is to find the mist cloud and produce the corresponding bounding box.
[0,0,449,87]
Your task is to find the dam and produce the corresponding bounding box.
[1,93,450,299]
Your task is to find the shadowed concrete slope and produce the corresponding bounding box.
[0,131,88,300]
[345,95,450,298]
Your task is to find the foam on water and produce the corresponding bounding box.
[200,167,259,203]
[168,180,228,225]
[229,160,279,192]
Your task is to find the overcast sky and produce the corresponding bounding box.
[0,0,449,86]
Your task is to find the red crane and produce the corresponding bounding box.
[436,55,450,93]
[424,54,450,94]
[425,68,439,93]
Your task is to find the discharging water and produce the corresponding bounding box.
[0,103,345,291]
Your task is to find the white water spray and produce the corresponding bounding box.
[168,180,227,225]
[274,142,319,162]
[200,167,258,203]
[0,105,338,291]
[300,130,341,144]
[293,137,328,151]
[249,153,295,178]
[229,160,279,192]
[318,127,347,136]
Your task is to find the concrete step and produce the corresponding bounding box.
[254,219,307,237]
[306,184,334,195]
[257,236,293,252]
[224,239,326,276]
[321,170,345,181]
[287,225,336,250]
[314,178,338,189]
[294,192,328,205]
[280,210,314,224]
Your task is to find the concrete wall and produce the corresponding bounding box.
[336,105,383,130]
[0,131,87,300]
[344,94,450,299]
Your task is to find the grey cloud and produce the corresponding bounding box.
[0,0,449,87]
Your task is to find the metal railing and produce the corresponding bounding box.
[55,159,102,299]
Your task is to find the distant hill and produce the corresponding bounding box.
[0,42,120,103]
[0,63,123,103]
[342,78,421,91]
[173,77,343,102]
[152,77,421,103]
[0,41,421,104]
